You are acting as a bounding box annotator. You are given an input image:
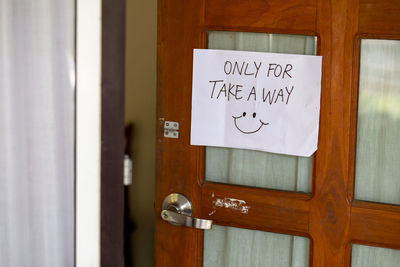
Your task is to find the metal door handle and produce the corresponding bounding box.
[161,209,212,229]
[161,193,213,230]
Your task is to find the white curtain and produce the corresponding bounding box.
[204,225,309,267]
[352,244,400,267]
[0,1,75,266]
[355,39,400,206]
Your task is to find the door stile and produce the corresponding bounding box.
[155,0,205,266]
[310,0,358,266]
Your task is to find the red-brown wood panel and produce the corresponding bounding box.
[155,0,205,266]
[201,183,310,236]
[205,0,316,32]
[351,201,400,249]
[309,0,358,265]
[359,0,400,35]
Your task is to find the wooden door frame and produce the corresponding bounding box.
[100,0,126,266]
[156,0,400,266]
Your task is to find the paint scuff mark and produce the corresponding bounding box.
[213,197,250,214]
[208,210,216,216]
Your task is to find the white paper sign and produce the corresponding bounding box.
[190,49,322,157]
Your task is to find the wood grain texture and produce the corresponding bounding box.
[359,0,400,35]
[155,0,205,266]
[205,0,317,32]
[309,0,358,266]
[351,201,400,249]
[201,183,310,236]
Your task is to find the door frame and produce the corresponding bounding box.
[100,0,126,266]
[76,0,126,266]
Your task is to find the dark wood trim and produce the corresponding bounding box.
[100,0,126,266]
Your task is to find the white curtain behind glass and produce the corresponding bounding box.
[352,244,400,267]
[204,225,309,267]
[206,32,315,193]
[355,39,400,205]
[0,1,75,266]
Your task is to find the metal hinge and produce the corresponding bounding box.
[164,121,179,139]
[124,155,133,186]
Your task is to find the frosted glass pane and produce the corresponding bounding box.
[206,147,312,191]
[206,32,316,192]
[208,31,316,54]
[204,225,309,267]
[355,39,400,205]
[352,244,400,267]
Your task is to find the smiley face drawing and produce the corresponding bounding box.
[232,112,269,134]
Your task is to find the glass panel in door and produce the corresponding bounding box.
[351,244,400,267]
[206,31,317,192]
[354,39,400,205]
[204,225,309,267]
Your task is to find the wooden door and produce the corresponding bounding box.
[156,0,400,266]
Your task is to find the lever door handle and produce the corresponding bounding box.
[161,209,212,229]
[161,193,213,230]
